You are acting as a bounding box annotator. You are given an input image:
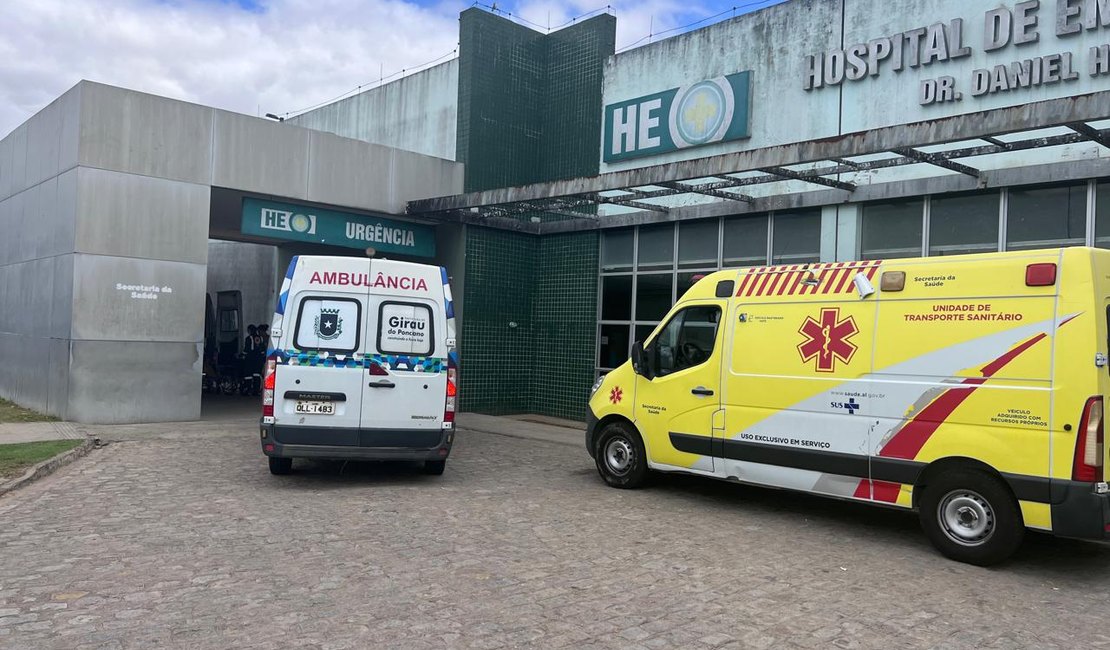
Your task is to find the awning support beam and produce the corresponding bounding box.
[761,166,856,192]
[1068,122,1110,149]
[892,147,981,178]
[658,181,753,202]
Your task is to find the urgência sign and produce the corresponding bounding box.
[803,0,1110,106]
[240,198,435,257]
[603,71,751,162]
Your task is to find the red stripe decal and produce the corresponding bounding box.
[765,271,784,295]
[1059,313,1081,327]
[807,269,831,295]
[735,272,754,297]
[787,269,806,295]
[871,481,901,503]
[833,265,857,293]
[754,272,774,297]
[865,262,881,281]
[745,273,762,297]
[822,264,847,294]
[877,333,1048,463]
[776,266,800,295]
[867,332,1048,503]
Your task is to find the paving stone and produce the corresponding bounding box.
[0,420,1109,649]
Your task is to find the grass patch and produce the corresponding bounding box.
[0,440,83,480]
[0,399,57,424]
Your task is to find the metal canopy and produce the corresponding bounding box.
[407,91,1110,232]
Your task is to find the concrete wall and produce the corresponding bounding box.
[0,80,464,423]
[0,85,81,417]
[288,60,459,161]
[206,241,278,334]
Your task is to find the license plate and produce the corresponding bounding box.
[295,401,335,415]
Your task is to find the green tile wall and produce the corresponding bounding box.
[459,228,537,415]
[541,20,615,183]
[531,232,599,420]
[460,227,599,421]
[457,9,615,193]
[455,9,610,419]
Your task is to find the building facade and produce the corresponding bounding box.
[2,0,1109,423]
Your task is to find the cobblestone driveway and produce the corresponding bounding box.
[2,420,1110,649]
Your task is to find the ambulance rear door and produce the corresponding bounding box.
[359,261,449,447]
[273,258,371,444]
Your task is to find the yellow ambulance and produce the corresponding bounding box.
[586,247,1110,565]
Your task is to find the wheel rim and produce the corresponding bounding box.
[604,437,634,476]
[937,489,995,546]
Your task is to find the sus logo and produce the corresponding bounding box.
[797,307,858,373]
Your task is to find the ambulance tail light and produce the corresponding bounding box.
[1072,396,1104,482]
[262,357,276,418]
[1025,263,1057,287]
[444,366,457,426]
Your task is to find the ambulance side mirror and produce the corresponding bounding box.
[631,341,649,378]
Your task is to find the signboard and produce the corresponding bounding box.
[379,302,433,355]
[241,198,435,257]
[802,1,1110,106]
[602,71,752,162]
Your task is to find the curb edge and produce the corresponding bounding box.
[0,438,95,498]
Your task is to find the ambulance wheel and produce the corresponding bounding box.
[919,469,1024,566]
[424,460,446,475]
[268,457,292,475]
[595,422,649,489]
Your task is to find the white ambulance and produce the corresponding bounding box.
[259,256,458,476]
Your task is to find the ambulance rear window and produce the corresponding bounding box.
[378,301,434,356]
[293,297,361,354]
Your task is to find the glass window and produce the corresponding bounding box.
[635,324,658,346]
[772,210,821,264]
[930,191,999,256]
[647,306,721,376]
[1007,184,1086,251]
[861,199,923,259]
[601,275,632,321]
[637,224,675,270]
[677,272,709,300]
[635,273,673,322]
[678,220,719,269]
[599,324,630,369]
[1096,182,1110,249]
[377,302,434,355]
[723,214,768,267]
[601,229,634,272]
[294,297,361,354]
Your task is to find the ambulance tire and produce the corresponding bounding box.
[424,460,446,475]
[919,469,1024,566]
[268,457,292,475]
[595,422,649,489]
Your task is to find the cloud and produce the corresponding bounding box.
[0,0,460,136]
[0,0,781,138]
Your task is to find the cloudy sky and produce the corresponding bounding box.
[0,0,785,137]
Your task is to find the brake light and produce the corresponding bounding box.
[262,357,276,418]
[1073,396,1104,482]
[1025,263,1057,287]
[444,366,457,425]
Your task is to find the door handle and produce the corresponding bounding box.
[368,380,396,389]
[691,387,714,396]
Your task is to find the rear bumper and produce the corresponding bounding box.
[1049,480,1110,540]
[260,422,453,462]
